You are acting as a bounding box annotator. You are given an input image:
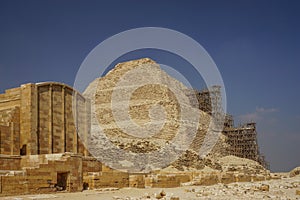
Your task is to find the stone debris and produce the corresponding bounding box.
[270,173,283,179]
[188,176,300,199]
[155,190,166,199]
[28,194,58,199]
[106,174,300,199]
[252,184,270,192]
[94,187,119,192]
[290,166,300,177]
[130,173,297,199]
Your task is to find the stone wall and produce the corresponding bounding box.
[0,153,84,196]
[35,82,89,155]
[82,157,102,174]
[0,87,21,111]
[0,82,95,196]
[0,87,21,156]
[83,171,130,189]
[129,174,146,188]
[145,174,191,188]
[0,107,20,155]
[0,155,21,170]
[20,83,38,155]
[0,82,90,156]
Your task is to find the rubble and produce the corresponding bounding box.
[290,166,300,177]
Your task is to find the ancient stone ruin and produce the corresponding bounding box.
[0,58,269,196]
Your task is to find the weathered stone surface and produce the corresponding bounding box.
[0,82,97,196]
[290,166,300,177]
[218,156,269,176]
[259,184,270,192]
[0,82,90,156]
[83,58,214,172]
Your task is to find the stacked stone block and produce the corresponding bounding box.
[0,153,84,195]
[0,82,94,196]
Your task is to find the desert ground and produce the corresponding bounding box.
[1,174,299,200]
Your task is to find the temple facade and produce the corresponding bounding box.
[0,82,106,195]
[0,82,90,156]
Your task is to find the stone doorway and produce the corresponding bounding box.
[57,172,69,191]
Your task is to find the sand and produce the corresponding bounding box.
[1,175,299,200]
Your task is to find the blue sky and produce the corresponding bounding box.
[0,0,299,172]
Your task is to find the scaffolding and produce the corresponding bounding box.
[224,114,234,128]
[197,85,223,115]
[223,123,269,169]
[187,85,269,169]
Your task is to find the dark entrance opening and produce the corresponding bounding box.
[20,144,26,155]
[83,182,89,190]
[57,172,68,191]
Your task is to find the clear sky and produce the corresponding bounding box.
[0,0,299,172]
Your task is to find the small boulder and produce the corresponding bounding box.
[155,190,166,199]
[160,190,166,197]
[290,167,300,177]
[260,184,270,192]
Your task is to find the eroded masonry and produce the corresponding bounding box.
[0,59,269,196]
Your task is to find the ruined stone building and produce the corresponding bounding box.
[0,82,90,157]
[0,82,115,195]
[0,59,268,196]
